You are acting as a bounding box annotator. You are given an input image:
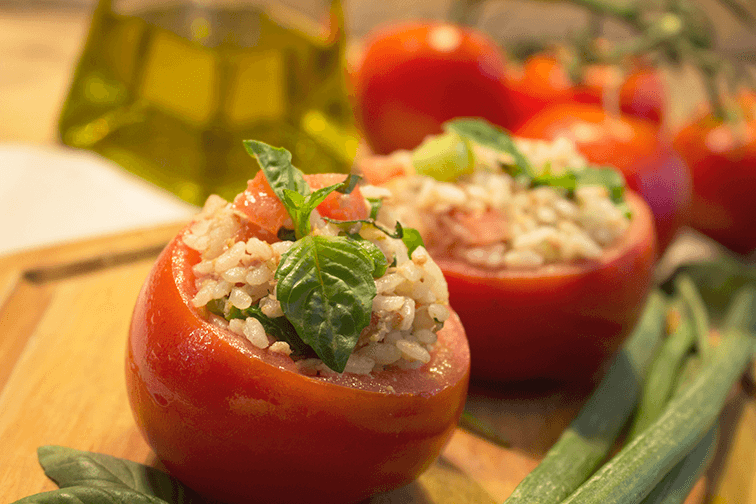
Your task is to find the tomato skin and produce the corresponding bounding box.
[126,230,470,504]
[673,93,756,255]
[515,103,691,252]
[575,64,665,124]
[354,21,514,155]
[503,54,665,130]
[437,191,656,383]
[502,54,574,130]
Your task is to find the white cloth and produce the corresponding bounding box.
[0,144,197,255]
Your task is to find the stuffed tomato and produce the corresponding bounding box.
[357,119,656,383]
[126,141,470,504]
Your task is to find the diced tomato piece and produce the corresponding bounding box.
[233,172,369,239]
[357,154,411,185]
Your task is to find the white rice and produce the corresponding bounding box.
[183,194,450,376]
[370,135,630,269]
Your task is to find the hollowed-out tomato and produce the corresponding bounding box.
[437,191,656,383]
[515,103,691,252]
[353,21,514,154]
[126,193,470,504]
[673,92,756,255]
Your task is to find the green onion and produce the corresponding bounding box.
[503,291,667,504]
[560,327,754,504]
[675,275,711,361]
[626,305,696,440]
[639,426,717,504]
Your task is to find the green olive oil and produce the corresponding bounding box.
[58,0,357,206]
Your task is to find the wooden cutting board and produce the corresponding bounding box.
[0,223,752,504]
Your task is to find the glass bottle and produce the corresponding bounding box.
[58,0,358,206]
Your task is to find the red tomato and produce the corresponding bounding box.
[673,92,756,254]
[353,21,514,155]
[575,63,665,124]
[502,54,665,130]
[502,54,574,130]
[437,191,656,383]
[516,103,691,252]
[233,171,369,239]
[126,230,470,504]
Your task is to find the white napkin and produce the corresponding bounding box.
[0,144,197,255]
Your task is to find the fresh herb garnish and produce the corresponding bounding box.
[10,445,203,504]
[275,235,378,373]
[444,118,535,179]
[400,226,425,256]
[440,118,628,206]
[367,197,383,219]
[243,140,428,372]
[228,305,312,357]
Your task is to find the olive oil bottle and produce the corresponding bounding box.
[58,0,358,206]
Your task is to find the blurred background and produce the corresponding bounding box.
[1,0,755,258]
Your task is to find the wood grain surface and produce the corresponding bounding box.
[0,223,751,504]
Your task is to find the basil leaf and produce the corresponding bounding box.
[282,182,344,238]
[444,118,534,179]
[275,235,377,372]
[277,227,296,242]
[324,217,403,239]
[28,446,202,503]
[228,305,312,357]
[205,298,226,317]
[244,140,309,201]
[348,234,389,278]
[335,173,361,194]
[576,166,626,203]
[367,198,383,220]
[11,486,169,503]
[400,226,425,256]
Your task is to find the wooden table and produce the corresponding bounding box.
[1,3,756,503]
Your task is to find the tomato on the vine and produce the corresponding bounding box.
[502,53,666,130]
[126,173,471,503]
[673,91,756,255]
[516,103,691,252]
[353,21,514,154]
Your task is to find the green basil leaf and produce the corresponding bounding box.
[335,173,361,194]
[244,140,309,201]
[283,182,344,238]
[444,118,534,179]
[275,235,377,372]
[367,198,383,220]
[576,166,626,203]
[205,298,226,317]
[10,486,170,503]
[400,226,425,256]
[228,305,312,357]
[33,446,202,503]
[277,227,296,242]
[324,217,402,240]
[348,234,389,278]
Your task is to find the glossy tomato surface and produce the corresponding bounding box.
[673,93,756,255]
[126,230,470,504]
[353,21,513,154]
[502,54,665,130]
[516,103,691,252]
[436,191,655,383]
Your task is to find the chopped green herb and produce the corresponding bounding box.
[275,235,378,373]
[367,198,383,220]
[444,118,534,179]
[400,225,425,256]
[228,305,312,357]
